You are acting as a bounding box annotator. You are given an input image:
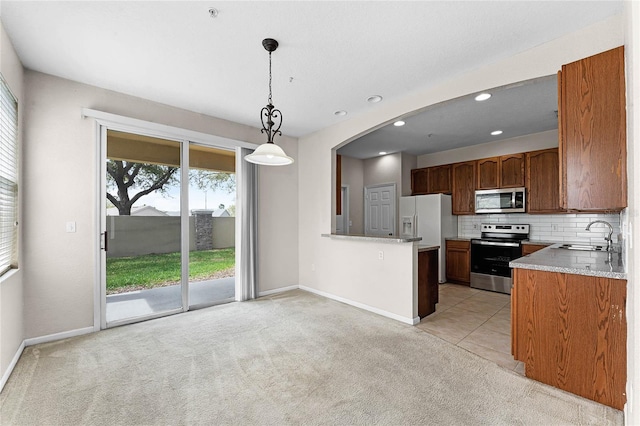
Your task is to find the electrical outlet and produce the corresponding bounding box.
[311,263,315,272]
[472,223,478,230]
[65,221,76,233]
[552,224,559,232]
[378,251,384,260]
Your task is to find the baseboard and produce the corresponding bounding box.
[258,285,299,297]
[0,340,25,393]
[24,326,95,347]
[299,286,418,325]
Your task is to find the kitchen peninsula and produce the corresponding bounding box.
[510,245,627,410]
[320,234,439,321]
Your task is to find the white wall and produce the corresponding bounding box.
[298,13,629,410]
[417,129,558,168]
[22,71,298,339]
[0,21,24,391]
[624,1,639,423]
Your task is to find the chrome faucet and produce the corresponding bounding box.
[585,220,614,251]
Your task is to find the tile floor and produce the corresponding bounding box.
[416,283,525,375]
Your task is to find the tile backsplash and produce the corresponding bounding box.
[458,213,622,246]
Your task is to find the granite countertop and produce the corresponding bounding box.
[510,243,626,280]
[321,234,423,243]
[417,245,439,252]
[521,240,555,246]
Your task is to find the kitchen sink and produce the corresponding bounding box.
[557,244,606,251]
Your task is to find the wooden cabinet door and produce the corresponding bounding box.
[427,165,452,194]
[476,157,499,190]
[418,250,439,318]
[452,161,476,215]
[500,153,525,188]
[560,46,627,211]
[411,168,428,195]
[512,269,626,410]
[526,148,564,213]
[445,240,470,285]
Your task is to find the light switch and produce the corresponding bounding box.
[66,221,76,233]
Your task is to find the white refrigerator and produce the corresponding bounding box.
[399,194,457,283]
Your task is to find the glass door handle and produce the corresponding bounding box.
[101,231,108,252]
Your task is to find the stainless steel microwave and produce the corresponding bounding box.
[475,187,526,214]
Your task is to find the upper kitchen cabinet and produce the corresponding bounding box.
[452,161,476,215]
[500,153,525,188]
[476,157,499,189]
[477,154,525,190]
[411,168,428,195]
[559,46,627,211]
[412,165,452,195]
[526,148,564,213]
[427,164,452,194]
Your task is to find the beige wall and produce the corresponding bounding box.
[401,153,417,197]
[298,13,626,374]
[363,152,402,189]
[416,129,558,168]
[22,71,298,339]
[257,136,298,293]
[0,22,24,389]
[340,155,364,234]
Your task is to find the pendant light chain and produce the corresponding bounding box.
[268,51,273,105]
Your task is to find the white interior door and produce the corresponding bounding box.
[364,183,396,236]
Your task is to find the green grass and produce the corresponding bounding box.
[106,248,235,292]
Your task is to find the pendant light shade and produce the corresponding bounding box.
[245,142,294,165]
[245,38,294,166]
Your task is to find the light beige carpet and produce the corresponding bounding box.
[0,290,623,425]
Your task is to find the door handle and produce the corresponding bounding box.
[101,231,108,252]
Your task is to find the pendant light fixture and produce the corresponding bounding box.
[245,38,294,166]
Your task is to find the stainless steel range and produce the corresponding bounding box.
[470,223,530,295]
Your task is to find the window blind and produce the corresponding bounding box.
[0,74,18,275]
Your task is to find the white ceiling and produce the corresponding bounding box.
[0,1,622,151]
[338,74,559,159]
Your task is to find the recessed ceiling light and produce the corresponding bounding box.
[379,151,387,155]
[367,95,383,103]
[475,93,491,101]
[393,120,405,127]
[334,110,347,116]
[491,130,503,136]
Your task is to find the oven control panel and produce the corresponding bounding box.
[480,223,529,234]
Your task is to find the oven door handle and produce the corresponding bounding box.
[471,240,520,248]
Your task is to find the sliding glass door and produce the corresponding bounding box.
[100,129,238,327]
[103,130,184,326]
[187,144,236,309]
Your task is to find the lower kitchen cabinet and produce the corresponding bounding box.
[445,240,470,285]
[418,249,439,318]
[511,268,626,410]
[520,243,549,256]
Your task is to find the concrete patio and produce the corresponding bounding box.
[106,277,235,324]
